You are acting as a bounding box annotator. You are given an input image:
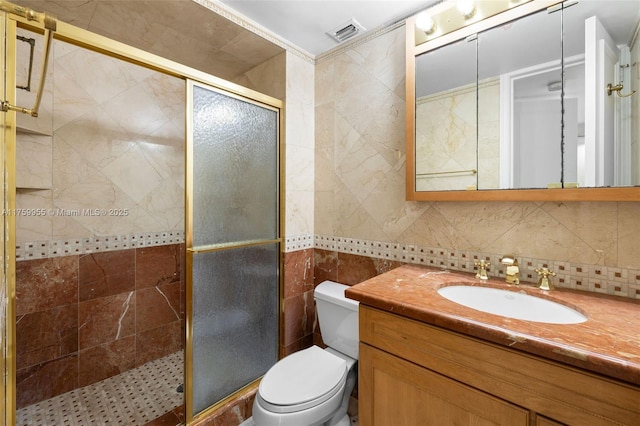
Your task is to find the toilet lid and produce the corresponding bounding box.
[259,346,347,408]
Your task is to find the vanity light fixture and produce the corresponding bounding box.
[414,0,534,45]
[456,0,476,19]
[415,11,436,34]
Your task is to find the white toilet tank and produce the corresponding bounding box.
[314,281,359,359]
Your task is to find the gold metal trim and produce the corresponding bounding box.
[2,11,18,426]
[0,1,55,117]
[189,238,282,255]
[184,79,283,423]
[184,78,194,422]
[184,249,194,422]
[48,20,282,110]
[416,169,477,178]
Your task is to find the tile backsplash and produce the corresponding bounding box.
[312,234,640,300]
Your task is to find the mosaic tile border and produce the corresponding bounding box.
[16,231,185,261]
[19,230,305,260]
[284,234,314,252]
[313,234,640,300]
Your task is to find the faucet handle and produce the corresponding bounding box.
[500,255,520,285]
[535,267,556,290]
[475,259,490,280]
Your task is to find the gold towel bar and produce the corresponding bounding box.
[416,168,477,178]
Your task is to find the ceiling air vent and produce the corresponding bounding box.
[327,18,366,43]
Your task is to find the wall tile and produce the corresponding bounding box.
[136,282,181,333]
[613,202,640,269]
[136,244,182,289]
[283,291,315,347]
[78,335,136,387]
[16,354,78,409]
[16,305,78,369]
[314,249,338,283]
[192,388,256,426]
[284,249,313,298]
[16,256,78,315]
[136,321,182,366]
[79,250,135,302]
[78,292,136,349]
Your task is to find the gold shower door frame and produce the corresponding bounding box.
[0,3,284,424]
[185,79,283,424]
[1,9,18,426]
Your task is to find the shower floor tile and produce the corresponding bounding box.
[17,351,184,426]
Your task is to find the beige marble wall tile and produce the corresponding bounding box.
[360,171,430,241]
[16,191,53,243]
[284,51,315,238]
[18,40,185,244]
[398,205,472,249]
[615,202,640,269]
[483,207,612,266]
[286,145,314,192]
[286,53,314,110]
[285,190,314,238]
[348,28,405,93]
[51,61,101,131]
[432,202,540,250]
[99,145,163,203]
[16,134,52,189]
[56,45,153,106]
[314,57,335,107]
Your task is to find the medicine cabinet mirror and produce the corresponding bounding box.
[406,0,640,201]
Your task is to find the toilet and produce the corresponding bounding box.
[243,280,359,426]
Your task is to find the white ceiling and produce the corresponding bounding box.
[219,0,438,55]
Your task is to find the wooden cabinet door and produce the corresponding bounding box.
[359,343,529,426]
[536,415,566,426]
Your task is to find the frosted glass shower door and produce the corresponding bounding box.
[186,81,281,421]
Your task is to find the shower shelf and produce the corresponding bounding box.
[16,125,52,137]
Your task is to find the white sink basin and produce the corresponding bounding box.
[437,285,587,324]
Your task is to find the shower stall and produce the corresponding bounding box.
[1,2,282,425]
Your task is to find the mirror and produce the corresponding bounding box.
[407,0,640,201]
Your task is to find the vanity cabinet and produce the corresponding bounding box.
[358,306,640,425]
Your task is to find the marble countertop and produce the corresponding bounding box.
[345,264,640,386]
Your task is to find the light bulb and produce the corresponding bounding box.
[456,0,476,18]
[416,11,436,34]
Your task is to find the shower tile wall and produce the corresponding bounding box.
[16,33,185,244]
[15,244,185,408]
[14,33,186,408]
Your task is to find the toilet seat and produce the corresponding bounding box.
[258,346,347,414]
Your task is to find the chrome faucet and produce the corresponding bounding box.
[474,259,490,280]
[535,267,556,290]
[500,255,520,285]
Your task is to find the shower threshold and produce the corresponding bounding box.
[17,351,184,426]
